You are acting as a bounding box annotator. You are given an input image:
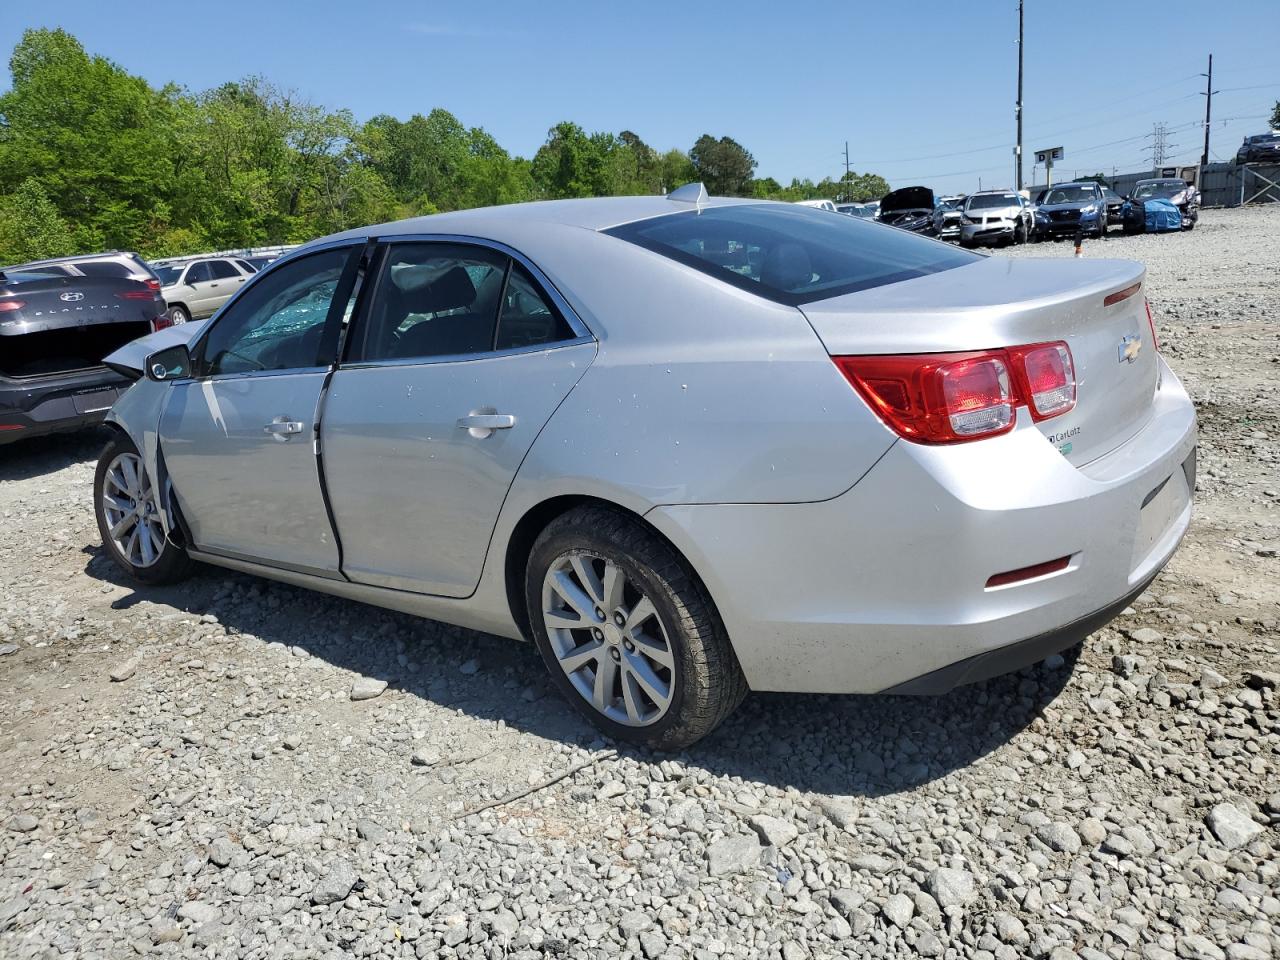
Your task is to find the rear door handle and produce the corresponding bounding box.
[457,413,515,438]
[264,417,304,441]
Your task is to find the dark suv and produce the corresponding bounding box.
[1032,181,1107,240]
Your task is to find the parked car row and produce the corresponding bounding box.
[831,174,1201,247]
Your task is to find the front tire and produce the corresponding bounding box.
[525,506,746,750]
[168,304,190,325]
[95,434,192,585]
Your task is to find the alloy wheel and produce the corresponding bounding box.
[541,552,676,726]
[100,452,166,568]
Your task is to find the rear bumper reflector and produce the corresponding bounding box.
[985,555,1071,589]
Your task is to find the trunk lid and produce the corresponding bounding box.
[800,256,1159,466]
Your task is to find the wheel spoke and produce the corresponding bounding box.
[601,561,625,612]
[124,526,141,564]
[103,493,132,515]
[630,632,674,670]
[138,522,156,565]
[625,652,670,709]
[544,609,586,632]
[592,655,618,711]
[620,670,644,723]
[551,570,595,619]
[120,457,140,496]
[570,555,603,604]
[109,513,138,540]
[558,640,602,674]
[623,596,657,635]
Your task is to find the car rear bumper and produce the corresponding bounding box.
[0,368,128,445]
[647,356,1197,694]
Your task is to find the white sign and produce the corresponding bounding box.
[1035,146,1065,164]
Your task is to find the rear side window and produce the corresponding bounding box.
[495,263,574,350]
[208,260,240,280]
[605,204,978,306]
[75,260,133,278]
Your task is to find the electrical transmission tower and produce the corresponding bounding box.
[1144,122,1176,168]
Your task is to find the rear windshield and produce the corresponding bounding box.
[604,203,978,306]
[75,259,134,278]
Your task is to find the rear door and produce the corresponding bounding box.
[206,259,248,312]
[160,244,363,576]
[321,239,595,597]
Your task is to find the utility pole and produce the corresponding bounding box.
[844,141,851,201]
[1015,0,1024,191]
[1200,54,1216,167]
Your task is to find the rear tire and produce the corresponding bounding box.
[95,434,193,585]
[525,506,747,751]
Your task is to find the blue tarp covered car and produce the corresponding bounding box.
[1134,197,1182,232]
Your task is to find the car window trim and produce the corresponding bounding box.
[338,233,593,368]
[187,239,367,382]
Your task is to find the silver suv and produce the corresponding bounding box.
[154,258,255,324]
[11,251,162,291]
[959,191,1033,248]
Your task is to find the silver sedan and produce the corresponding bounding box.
[96,186,1197,749]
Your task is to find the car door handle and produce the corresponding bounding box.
[457,413,515,438]
[263,417,304,441]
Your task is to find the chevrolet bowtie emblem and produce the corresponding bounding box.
[1119,334,1142,364]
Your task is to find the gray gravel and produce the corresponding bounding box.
[0,205,1277,958]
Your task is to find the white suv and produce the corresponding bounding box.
[154,258,255,325]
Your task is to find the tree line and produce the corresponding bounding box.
[0,29,890,266]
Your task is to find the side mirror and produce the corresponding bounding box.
[146,344,192,382]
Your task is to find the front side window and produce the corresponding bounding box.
[198,249,352,376]
[186,262,212,284]
[208,260,240,280]
[605,203,977,305]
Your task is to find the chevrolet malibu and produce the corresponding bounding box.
[94,186,1197,749]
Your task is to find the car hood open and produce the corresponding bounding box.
[879,186,935,215]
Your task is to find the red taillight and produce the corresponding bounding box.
[0,424,25,432]
[151,313,175,332]
[145,278,162,293]
[1008,342,1076,421]
[0,299,25,313]
[116,290,155,301]
[835,340,1075,445]
[1144,298,1159,352]
[835,352,1015,444]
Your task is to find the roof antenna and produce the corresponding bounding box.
[667,182,708,211]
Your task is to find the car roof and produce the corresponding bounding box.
[16,250,137,267]
[315,195,763,248]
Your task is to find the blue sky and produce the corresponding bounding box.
[2,1,1276,196]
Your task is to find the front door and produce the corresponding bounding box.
[160,245,361,577]
[205,259,249,314]
[321,241,594,596]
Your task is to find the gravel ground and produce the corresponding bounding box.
[1,205,1276,960]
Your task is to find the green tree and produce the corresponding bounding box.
[689,135,756,196]
[0,178,76,264]
[659,148,697,193]
[0,28,179,252]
